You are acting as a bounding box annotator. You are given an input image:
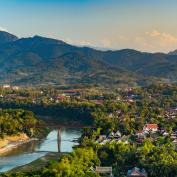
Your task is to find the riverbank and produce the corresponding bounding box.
[0,134,34,156]
[10,152,62,173]
[0,129,81,173]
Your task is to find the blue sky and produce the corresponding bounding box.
[1,0,177,52]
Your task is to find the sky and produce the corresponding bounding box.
[0,0,177,52]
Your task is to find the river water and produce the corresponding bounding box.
[0,129,82,172]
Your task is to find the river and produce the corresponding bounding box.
[0,129,82,172]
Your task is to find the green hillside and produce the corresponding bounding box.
[0,31,177,86]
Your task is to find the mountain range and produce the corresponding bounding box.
[0,31,177,87]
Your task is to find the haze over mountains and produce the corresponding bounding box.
[0,31,18,44]
[0,31,177,87]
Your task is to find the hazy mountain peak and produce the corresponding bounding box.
[0,31,18,44]
[32,35,66,45]
[168,50,177,55]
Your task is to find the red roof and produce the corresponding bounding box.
[94,100,104,105]
[57,96,66,100]
[145,124,158,129]
[136,130,144,134]
[63,90,79,93]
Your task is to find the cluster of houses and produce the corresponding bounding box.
[164,107,177,120]
[36,90,82,103]
[97,124,159,146]
[136,123,177,146]
[62,90,81,97]
[0,88,83,103]
[165,130,177,145]
[0,93,27,101]
[91,99,104,105]
[54,90,82,102]
[96,130,130,145]
[96,123,177,147]
[136,124,158,138]
[123,94,141,103]
[95,166,148,177]
[1,84,20,90]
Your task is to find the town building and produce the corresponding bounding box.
[143,124,158,132]
[127,167,147,177]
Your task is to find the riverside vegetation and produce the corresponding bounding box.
[0,83,177,177]
[0,109,47,139]
[0,109,47,156]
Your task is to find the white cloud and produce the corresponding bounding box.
[0,27,8,32]
[62,30,177,52]
[146,29,177,44]
[114,30,177,52]
[64,38,74,44]
[63,37,93,47]
[136,30,177,52]
[146,30,161,37]
[78,40,92,46]
[100,38,112,48]
[118,35,129,41]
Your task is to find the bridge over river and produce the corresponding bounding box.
[27,123,94,153]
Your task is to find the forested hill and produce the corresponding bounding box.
[0,31,177,86]
[0,31,18,44]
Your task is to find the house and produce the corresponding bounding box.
[127,99,134,103]
[115,138,122,143]
[93,99,104,105]
[56,95,66,102]
[114,130,121,138]
[143,124,158,132]
[170,135,177,140]
[120,135,129,144]
[173,139,177,144]
[63,90,81,97]
[12,86,19,90]
[162,132,169,136]
[100,139,110,145]
[97,135,107,143]
[5,94,17,99]
[136,138,143,144]
[173,139,177,150]
[164,107,177,120]
[160,129,169,136]
[127,167,147,177]
[108,132,115,138]
[136,130,145,138]
[96,166,113,177]
[2,84,11,89]
[108,113,114,118]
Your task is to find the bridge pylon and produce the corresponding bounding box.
[57,128,62,153]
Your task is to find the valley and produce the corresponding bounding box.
[1,1,177,176]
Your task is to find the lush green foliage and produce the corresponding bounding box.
[1,31,177,86]
[1,84,177,177]
[1,148,100,177]
[0,109,45,138]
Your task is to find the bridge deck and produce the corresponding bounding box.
[96,166,113,173]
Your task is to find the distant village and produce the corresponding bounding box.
[96,123,177,147]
